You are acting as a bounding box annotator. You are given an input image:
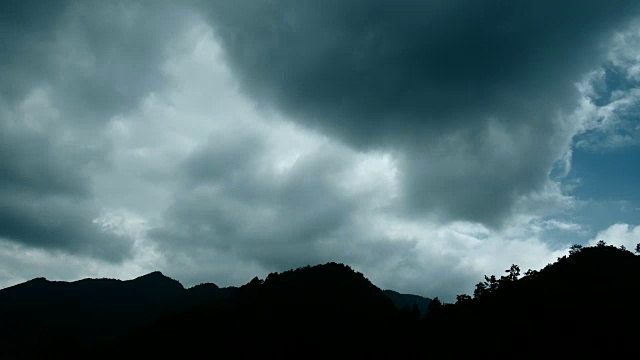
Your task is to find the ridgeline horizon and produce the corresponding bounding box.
[1,242,639,358]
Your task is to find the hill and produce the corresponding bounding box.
[113,246,639,359]
[424,244,640,358]
[0,272,233,356]
[1,244,639,359]
[106,262,409,358]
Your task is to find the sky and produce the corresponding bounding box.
[1,0,640,302]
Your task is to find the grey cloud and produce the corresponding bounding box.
[0,194,130,262]
[4,0,636,299]
[0,0,194,259]
[0,124,88,198]
[0,0,68,105]
[201,0,640,225]
[49,1,194,123]
[149,121,487,299]
[401,119,571,224]
[0,105,132,261]
[152,131,364,271]
[1,0,191,120]
[202,0,639,145]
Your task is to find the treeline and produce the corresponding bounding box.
[416,241,640,358]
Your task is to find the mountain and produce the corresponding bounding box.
[0,263,415,358]
[0,271,233,357]
[108,246,640,359]
[104,262,411,358]
[1,245,639,359]
[383,289,432,315]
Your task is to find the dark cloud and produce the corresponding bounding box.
[201,0,640,225]
[0,0,194,260]
[203,0,639,145]
[0,0,68,105]
[49,1,193,123]
[0,193,130,262]
[1,0,193,127]
[399,118,570,224]
[0,121,88,198]
[0,93,131,261]
[2,0,639,300]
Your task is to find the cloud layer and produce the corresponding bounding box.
[0,0,192,260]
[1,1,639,301]
[201,0,640,224]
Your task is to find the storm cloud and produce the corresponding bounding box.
[0,0,192,259]
[1,1,640,301]
[201,0,640,224]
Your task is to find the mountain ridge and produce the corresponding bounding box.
[0,266,431,309]
[1,246,639,358]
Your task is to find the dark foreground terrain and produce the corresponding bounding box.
[1,243,638,359]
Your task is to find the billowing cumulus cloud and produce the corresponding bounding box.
[201,0,640,224]
[588,223,640,249]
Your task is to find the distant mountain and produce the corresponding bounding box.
[0,271,233,357]
[383,289,432,315]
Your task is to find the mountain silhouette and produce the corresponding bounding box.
[383,289,432,315]
[1,244,639,359]
[0,271,233,357]
[106,262,408,358]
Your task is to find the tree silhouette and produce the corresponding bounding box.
[635,243,640,254]
[569,244,583,255]
[486,275,499,292]
[427,297,442,314]
[474,281,487,299]
[523,269,538,278]
[502,264,520,282]
[597,240,607,247]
